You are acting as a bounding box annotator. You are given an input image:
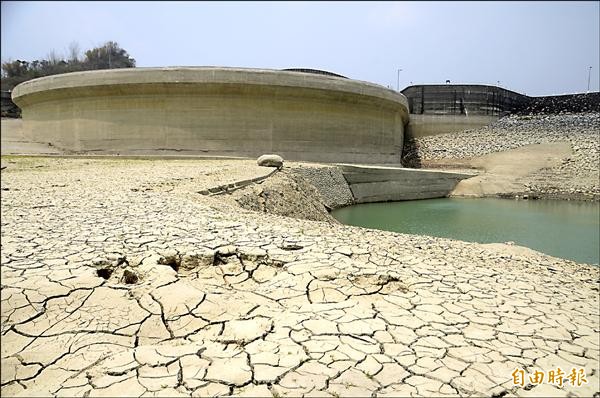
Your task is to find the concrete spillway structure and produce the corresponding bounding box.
[338,164,474,202]
[11,67,409,163]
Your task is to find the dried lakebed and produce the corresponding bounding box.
[1,157,599,397]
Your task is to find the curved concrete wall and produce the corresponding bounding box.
[12,67,409,163]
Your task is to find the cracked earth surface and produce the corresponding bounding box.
[1,158,599,397]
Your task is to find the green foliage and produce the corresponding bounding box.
[83,41,136,70]
[1,41,136,91]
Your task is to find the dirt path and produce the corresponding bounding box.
[450,142,572,197]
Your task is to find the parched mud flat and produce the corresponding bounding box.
[1,157,598,397]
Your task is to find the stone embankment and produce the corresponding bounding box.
[230,169,338,223]
[197,162,354,222]
[403,113,600,200]
[1,157,598,397]
[515,92,600,115]
[293,165,354,209]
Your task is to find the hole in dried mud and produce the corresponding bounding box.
[281,245,303,250]
[213,252,237,266]
[155,248,288,280]
[377,274,401,284]
[159,255,181,272]
[96,268,113,279]
[122,269,139,284]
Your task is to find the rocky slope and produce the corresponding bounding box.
[403,113,599,200]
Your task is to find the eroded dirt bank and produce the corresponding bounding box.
[1,157,598,397]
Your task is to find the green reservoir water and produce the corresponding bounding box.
[332,198,600,265]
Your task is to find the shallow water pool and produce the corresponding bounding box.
[332,198,600,265]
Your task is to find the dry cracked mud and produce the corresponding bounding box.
[1,158,599,397]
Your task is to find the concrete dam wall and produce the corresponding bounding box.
[11,67,409,163]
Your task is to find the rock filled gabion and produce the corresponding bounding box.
[292,166,354,209]
[232,170,335,223]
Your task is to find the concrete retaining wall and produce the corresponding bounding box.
[339,164,474,203]
[11,67,409,164]
[401,84,600,137]
[406,114,497,138]
[401,84,527,116]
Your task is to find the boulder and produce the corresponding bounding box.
[257,154,284,168]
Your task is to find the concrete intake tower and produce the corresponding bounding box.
[11,67,410,163]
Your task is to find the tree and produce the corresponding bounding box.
[0,60,32,91]
[83,41,136,70]
[67,41,81,64]
[1,60,29,78]
[1,40,136,91]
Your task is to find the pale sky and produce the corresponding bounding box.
[1,1,599,96]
